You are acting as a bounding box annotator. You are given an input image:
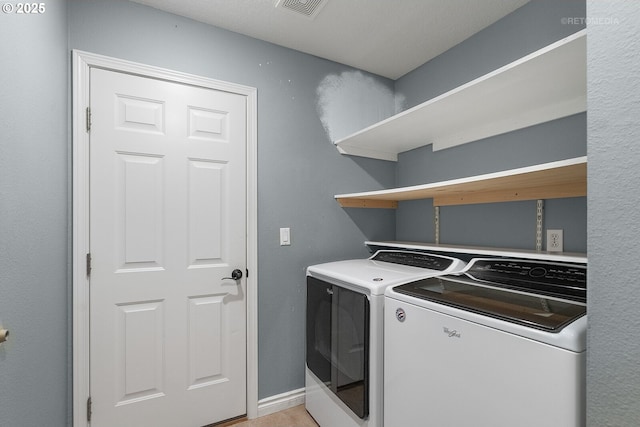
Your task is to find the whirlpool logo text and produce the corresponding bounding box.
[443,327,461,338]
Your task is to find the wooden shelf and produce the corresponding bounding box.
[336,156,586,208]
[334,30,586,161]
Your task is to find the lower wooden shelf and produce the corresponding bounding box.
[336,156,587,208]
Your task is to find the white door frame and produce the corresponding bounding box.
[71,50,258,427]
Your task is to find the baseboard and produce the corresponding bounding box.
[256,387,306,418]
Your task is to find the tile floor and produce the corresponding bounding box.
[226,405,318,427]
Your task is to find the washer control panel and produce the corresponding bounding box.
[466,258,586,302]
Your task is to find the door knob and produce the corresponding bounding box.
[0,328,9,344]
[223,269,243,281]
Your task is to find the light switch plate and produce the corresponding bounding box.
[280,227,291,246]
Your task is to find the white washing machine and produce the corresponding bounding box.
[305,250,467,427]
[384,255,587,427]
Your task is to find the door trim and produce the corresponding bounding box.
[72,50,259,427]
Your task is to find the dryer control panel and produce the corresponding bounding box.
[370,250,456,271]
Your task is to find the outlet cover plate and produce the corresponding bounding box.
[546,229,563,252]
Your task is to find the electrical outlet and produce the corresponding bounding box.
[547,229,563,252]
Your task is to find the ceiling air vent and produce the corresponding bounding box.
[275,0,328,20]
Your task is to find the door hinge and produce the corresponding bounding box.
[86,107,92,132]
[86,253,92,277]
[87,396,92,422]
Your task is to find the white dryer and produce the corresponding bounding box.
[306,250,466,427]
[384,255,587,427]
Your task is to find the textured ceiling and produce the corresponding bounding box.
[128,0,530,80]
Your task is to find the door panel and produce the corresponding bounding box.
[117,153,164,270]
[90,68,247,427]
[306,277,370,419]
[188,295,225,388]
[188,160,224,264]
[116,300,165,405]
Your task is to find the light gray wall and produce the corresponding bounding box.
[5,1,634,425]
[394,0,587,252]
[0,0,70,426]
[395,114,587,251]
[67,0,396,402]
[586,2,640,425]
[396,0,587,109]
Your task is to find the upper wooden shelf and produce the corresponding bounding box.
[335,156,587,209]
[334,30,587,162]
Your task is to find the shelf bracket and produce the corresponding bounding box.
[434,206,440,244]
[535,199,544,251]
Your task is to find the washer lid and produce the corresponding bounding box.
[393,275,586,332]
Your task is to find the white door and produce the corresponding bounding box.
[89,68,247,427]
